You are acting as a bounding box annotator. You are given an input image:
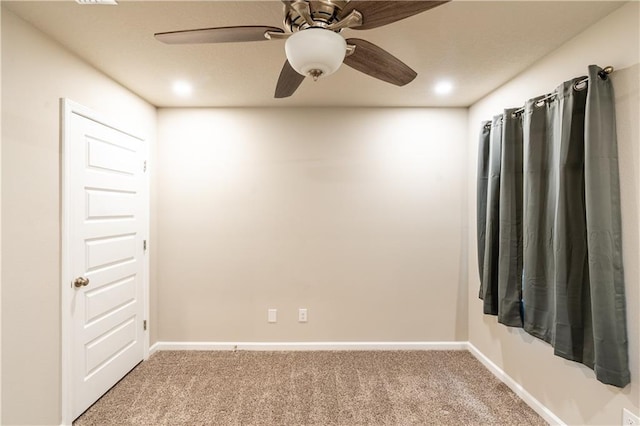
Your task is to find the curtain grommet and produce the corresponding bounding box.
[574,80,588,91]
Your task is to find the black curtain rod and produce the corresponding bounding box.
[484,66,614,126]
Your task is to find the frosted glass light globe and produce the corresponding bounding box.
[285,29,347,78]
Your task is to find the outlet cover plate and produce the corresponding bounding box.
[623,408,639,426]
[298,308,308,323]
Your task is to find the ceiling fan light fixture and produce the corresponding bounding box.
[285,29,346,80]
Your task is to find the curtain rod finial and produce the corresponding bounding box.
[599,66,614,80]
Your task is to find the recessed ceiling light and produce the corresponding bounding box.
[434,80,454,95]
[172,81,193,97]
[75,0,118,5]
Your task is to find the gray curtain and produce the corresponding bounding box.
[479,111,524,326]
[498,108,523,327]
[522,92,558,344]
[476,120,491,295]
[479,115,503,315]
[583,65,629,387]
[477,65,630,387]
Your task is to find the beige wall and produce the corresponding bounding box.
[467,3,640,425]
[157,107,468,342]
[1,8,157,425]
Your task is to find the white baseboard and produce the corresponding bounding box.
[151,341,468,352]
[148,340,561,425]
[467,343,566,426]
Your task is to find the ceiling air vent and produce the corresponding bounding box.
[75,0,118,5]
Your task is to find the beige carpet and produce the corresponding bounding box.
[74,350,546,425]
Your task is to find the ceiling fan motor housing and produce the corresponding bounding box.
[283,0,348,31]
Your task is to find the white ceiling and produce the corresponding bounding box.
[4,0,625,107]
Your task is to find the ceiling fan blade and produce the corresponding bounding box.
[344,39,417,86]
[155,26,284,44]
[275,60,305,98]
[339,1,449,30]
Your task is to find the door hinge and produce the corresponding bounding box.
[143,320,147,331]
[143,240,147,251]
[143,160,147,172]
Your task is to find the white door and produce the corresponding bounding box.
[62,100,147,421]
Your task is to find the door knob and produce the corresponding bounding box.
[73,276,90,288]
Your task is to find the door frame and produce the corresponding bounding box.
[60,98,150,425]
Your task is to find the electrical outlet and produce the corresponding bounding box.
[623,408,639,426]
[268,309,277,323]
[298,308,308,323]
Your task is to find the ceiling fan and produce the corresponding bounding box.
[154,0,449,98]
